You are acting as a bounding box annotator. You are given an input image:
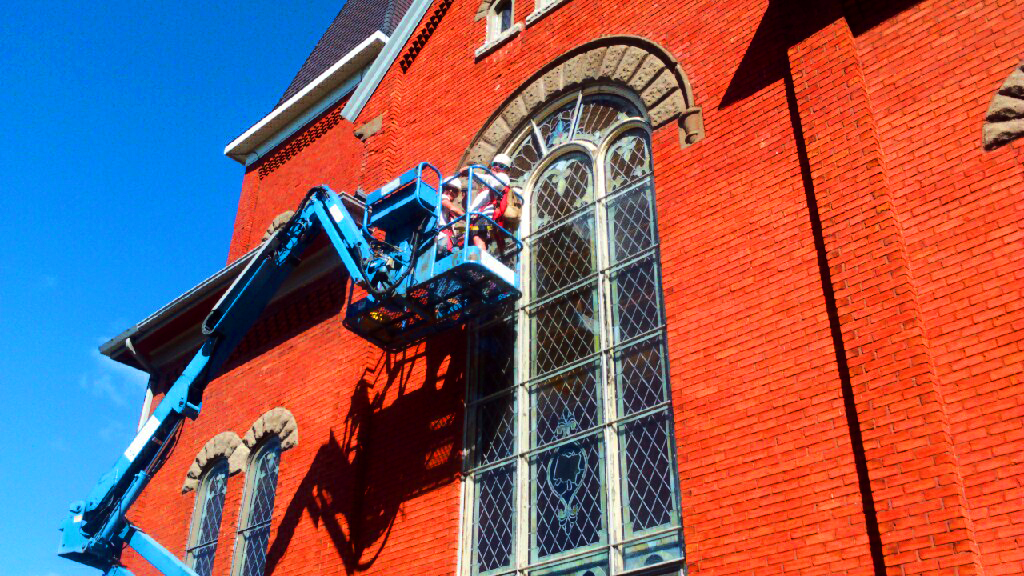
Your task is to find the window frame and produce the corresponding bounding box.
[460,89,684,576]
[488,0,514,40]
[475,0,523,59]
[230,436,282,576]
[184,459,230,576]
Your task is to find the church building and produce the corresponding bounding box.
[98,0,1024,575]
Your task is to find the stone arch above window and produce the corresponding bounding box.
[242,407,299,453]
[462,36,703,165]
[474,0,500,21]
[983,61,1024,151]
[182,432,248,494]
[261,210,295,243]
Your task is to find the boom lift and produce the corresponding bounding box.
[58,163,521,576]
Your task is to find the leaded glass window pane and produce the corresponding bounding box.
[186,461,228,576]
[234,438,281,576]
[532,153,593,230]
[475,318,517,400]
[619,413,676,534]
[609,257,662,342]
[474,464,516,573]
[532,362,603,447]
[536,103,577,150]
[615,337,668,416]
[532,434,606,559]
[476,392,516,465]
[606,185,656,265]
[531,286,599,375]
[509,134,543,188]
[605,130,652,194]
[576,96,640,145]
[531,209,596,299]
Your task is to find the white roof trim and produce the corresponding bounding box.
[342,0,434,122]
[225,32,389,164]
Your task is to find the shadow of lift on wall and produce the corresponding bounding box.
[264,338,466,575]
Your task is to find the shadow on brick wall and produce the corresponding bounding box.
[782,70,886,576]
[720,0,923,108]
[265,337,466,574]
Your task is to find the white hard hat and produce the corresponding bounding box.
[443,177,463,191]
[491,153,512,168]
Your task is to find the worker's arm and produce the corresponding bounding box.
[441,195,464,217]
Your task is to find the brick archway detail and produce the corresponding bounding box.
[182,431,247,493]
[462,36,703,165]
[242,407,299,453]
[983,61,1024,150]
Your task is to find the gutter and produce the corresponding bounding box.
[98,244,261,362]
[100,193,365,366]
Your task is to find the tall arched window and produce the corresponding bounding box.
[232,437,281,576]
[185,460,229,576]
[464,90,684,576]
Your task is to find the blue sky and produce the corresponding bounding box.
[0,3,345,576]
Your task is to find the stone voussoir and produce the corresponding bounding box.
[983,119,1024,150]
[500,97,529,133]
[541,65,565,97]
[583,47,608,80]
[481,116,512,149]
[998,68,1024,98]
[641,70,679,109]
[521,81,547,116]
[563,53,591,88]
[649,89,686,127]
[628,54,665,94]
[599,45,628,80]
[612,46,647,85]
[986,93,1024,122]
[182,431,244,493]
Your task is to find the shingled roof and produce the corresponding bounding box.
[276,0,414,108]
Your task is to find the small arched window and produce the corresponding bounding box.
[232,437,282,576]
[185,460,229,576]
[464,89,684,575]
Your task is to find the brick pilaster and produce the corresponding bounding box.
[787,13,983,576]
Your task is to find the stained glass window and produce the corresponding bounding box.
[186,460,228,576]
[233,437,281,576]
[464,91,684,576]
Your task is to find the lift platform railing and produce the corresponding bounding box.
[341,164,523,350]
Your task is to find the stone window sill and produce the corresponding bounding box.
[525,0,571,26]
[474,22,523,59]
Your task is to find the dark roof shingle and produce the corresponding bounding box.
[276,0,415,108]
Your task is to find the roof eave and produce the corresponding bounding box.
[224,32,390,165]
[100,193,366,368]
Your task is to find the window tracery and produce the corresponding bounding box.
[232,437,282,576]
[185,460,229,576]
[464,90,684,576]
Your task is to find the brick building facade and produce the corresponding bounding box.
[101,1,1023,575]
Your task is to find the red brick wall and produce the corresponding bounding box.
[124,0,1023,575]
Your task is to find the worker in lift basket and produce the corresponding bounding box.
[464,153,523,253]
[436,176,465,254]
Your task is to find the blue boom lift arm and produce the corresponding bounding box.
[58,163,521,576]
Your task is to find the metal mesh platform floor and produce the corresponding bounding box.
[343,262,520,350]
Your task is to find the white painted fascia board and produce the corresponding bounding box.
[341,0,434,122]
[224,32,389,165]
